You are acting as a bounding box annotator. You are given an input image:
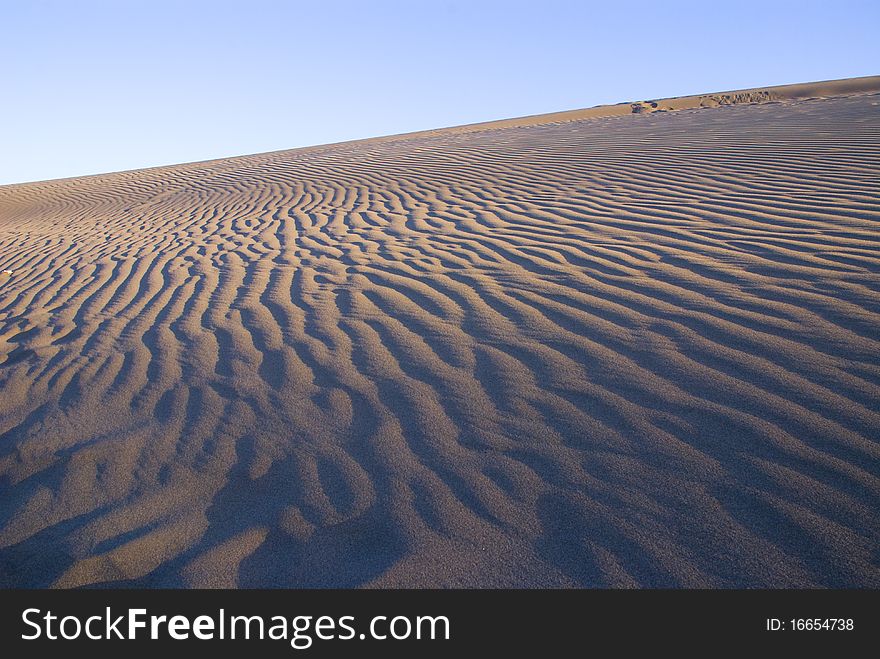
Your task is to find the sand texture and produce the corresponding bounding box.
[1,79,879,587]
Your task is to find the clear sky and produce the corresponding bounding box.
[1,0,878,185]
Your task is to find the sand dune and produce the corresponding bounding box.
[1,79,879,588]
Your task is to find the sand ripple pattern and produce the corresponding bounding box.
[1,94,879,587]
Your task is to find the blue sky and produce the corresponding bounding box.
[1,0,878,185]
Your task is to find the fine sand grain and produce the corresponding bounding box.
[1,78,879,587]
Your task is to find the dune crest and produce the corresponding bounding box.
[1,81,879,587]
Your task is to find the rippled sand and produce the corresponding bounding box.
[1,79,879,587]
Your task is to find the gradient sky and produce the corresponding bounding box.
[2,0,878,185]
